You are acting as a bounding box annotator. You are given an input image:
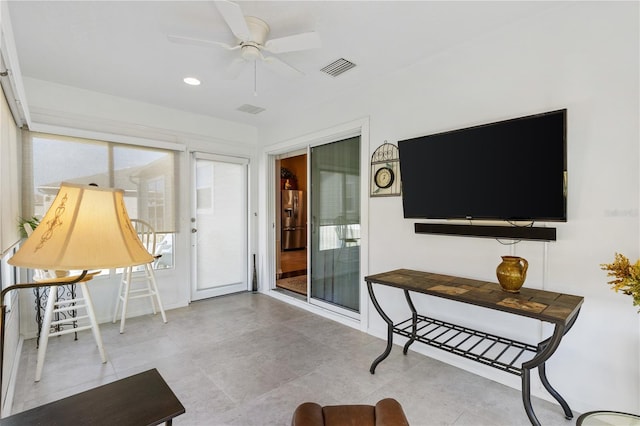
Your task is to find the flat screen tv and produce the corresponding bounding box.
[398,109,567,222]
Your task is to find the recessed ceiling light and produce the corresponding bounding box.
[183,77,201,86]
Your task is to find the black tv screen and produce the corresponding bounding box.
[398,109,567,222]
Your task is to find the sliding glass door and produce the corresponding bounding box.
[310,136,361,315]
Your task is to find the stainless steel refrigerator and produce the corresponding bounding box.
[281,190,306,250]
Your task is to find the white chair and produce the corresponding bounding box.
[112,219,167,333]
[25,223,107,382]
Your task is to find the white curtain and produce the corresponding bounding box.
[0,83,20,256]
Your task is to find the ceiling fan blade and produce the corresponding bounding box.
[262,55,304,77]
[224,57,247,79]
[167,34,239,51]
[214,0,250,41]
[264,32,321,54]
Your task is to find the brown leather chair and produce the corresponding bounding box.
[291,398,409,426]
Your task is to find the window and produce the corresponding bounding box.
[196,163,214,214]
[0,85,20,259]
[317,170,360,251]
[23,132,178,271]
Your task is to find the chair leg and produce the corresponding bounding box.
[147,265,167,323]
[112,272,125,324]
[35,286,57,382]
[119,267,132,334]
[144,265,158,315]
[79,282,106,363]
[116,263,168,333]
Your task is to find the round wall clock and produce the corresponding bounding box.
[374,167,395,189]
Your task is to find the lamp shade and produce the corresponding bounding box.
[8,182,153,270]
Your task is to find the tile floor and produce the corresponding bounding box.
[10,292,578,425]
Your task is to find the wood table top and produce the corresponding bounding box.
[365,269,583,325]
[2,368,185,425]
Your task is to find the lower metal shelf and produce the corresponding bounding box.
[395,315,538,375]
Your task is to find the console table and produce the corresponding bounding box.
[2,368,185,425]
[365,269,583,426]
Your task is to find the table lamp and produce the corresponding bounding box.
[1,182,153,413]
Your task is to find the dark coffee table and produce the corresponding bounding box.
[2,368,185,425]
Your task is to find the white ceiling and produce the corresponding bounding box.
[7,1,562,127]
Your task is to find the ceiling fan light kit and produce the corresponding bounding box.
[240,44,262,61]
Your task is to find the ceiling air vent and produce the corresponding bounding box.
[237,104,266,115]
[320,58,356,77]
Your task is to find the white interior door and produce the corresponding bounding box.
[191,152,248,300]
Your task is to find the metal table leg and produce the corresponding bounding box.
[538,361,572,419]
[521,328,563,426]
[521,317,573,426]
[402,290,418,355]
[536,309,581,420]
[367,282,394,374]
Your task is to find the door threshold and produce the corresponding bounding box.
[273,287,306,301]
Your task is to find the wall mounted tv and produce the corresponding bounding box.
[398,109,567,222]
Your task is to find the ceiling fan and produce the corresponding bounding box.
[168,0,321,79]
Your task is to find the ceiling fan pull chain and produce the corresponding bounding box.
[255,60,259,97]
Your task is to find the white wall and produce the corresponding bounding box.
[261,2,639,415]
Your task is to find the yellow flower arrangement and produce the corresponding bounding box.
[601,253,640,311]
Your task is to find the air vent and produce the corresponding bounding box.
[320,58,356,77]
[237,104,266,115]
